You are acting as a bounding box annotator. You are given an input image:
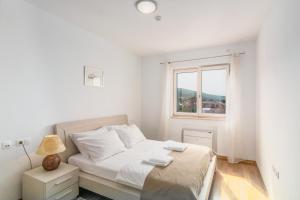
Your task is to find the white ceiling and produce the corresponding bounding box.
[26,0,270,56]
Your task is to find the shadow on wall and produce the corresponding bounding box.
[1,154,43,200]
[0,124,55,200]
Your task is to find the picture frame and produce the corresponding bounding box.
[84,66,104,87]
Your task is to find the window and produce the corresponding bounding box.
[173,64,229,118]
[176,71,198,114]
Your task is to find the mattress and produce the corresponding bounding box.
[68,139,170,183]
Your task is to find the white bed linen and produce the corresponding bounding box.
[76,130,127,162]
[115,145,172,189]
[68,139,171,189]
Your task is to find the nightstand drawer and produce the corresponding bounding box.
[46,170,78,198]
[48,183,78,200]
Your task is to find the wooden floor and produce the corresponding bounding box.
[209,158,268,200]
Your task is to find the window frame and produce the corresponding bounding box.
[173,67,199,117]
[173,64,229,120]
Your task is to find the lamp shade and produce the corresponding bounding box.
[36,135,66,156]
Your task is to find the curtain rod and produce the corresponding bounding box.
[160,52,246,65]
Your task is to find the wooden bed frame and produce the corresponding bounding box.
[55,114,216,200]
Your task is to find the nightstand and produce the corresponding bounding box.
[22,163,79,200]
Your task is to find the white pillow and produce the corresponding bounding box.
[70,127,107,158]
[114,124,146,148]
[77,130,126,162]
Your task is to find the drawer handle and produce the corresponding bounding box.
[55,176,72,185]
[185,135,211,138]
[55,189,72,200]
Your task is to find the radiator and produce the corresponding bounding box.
[182,128,213,148]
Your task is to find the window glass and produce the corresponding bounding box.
[201,69,226,114]
[176,72,197,113]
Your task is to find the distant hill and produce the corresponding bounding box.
[177,88,225,103]
[177,88,196,99]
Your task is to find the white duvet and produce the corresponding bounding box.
[115,141,171,189]
[115,160,154,189]
[69,139,171,189]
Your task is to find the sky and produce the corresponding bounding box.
[177,69,226,96]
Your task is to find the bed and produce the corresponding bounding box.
[55,114,216,200]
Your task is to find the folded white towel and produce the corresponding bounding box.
[164,140,187,152]
[149,154,173,164]
[143,153,173,167]
[143,159,173,167]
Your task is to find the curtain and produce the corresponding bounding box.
[158,62,172,140]
[226,54,242,163]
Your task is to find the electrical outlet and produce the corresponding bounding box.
[272,165,280,179]
[16,138,31,146]
[1,140,13,150]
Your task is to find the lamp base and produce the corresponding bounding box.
[42,154,61,171]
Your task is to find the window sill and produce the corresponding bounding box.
[171,115,226,121]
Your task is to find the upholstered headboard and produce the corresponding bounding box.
[55,114,128,162]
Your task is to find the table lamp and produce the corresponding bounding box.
[36,135,66,171]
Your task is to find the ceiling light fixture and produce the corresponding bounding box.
[135,0,157,14]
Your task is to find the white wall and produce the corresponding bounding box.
[0,0,141,199]
[141,40,257,160]
[256,0,300,199]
